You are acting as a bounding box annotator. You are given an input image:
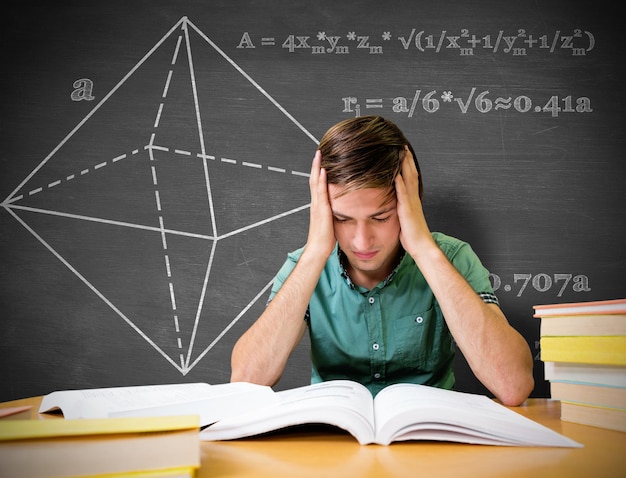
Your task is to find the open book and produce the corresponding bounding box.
[39,382,278,427]
[200,380,581,447]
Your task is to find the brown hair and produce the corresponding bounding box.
[318,116,423,201]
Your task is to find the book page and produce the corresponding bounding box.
[373,383,581,447]
[40,383,214,418]
[39,382,276,425]
[201,380,377,444]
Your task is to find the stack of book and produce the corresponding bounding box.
[534,298,626,433]
[0,415,200,478]
[0,381,277,477]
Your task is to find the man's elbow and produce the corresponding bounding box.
[230,358,257,384]
[230,356,281,387]
[497,374,535,407]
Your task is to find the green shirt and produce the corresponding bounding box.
[269,232,498,396]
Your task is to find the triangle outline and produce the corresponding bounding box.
[2,16,318,375]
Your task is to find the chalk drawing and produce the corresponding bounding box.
[2,17,318,374]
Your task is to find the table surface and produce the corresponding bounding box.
[2,396,625,477]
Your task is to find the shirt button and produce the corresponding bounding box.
[415,316,424,324]
[372,343,379,351]
[374,373,381,379]
[368,297,375,304]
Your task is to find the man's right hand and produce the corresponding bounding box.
[305,150,336,259]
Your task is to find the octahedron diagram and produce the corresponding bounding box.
[2,17,318,374]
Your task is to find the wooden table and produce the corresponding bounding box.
[2,397,625,477]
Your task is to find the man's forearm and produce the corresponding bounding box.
[411,243,534,405]
[230,249,326,385]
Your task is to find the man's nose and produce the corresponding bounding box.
[353,222,374,250]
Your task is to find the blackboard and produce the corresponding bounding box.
[1,0,624,402]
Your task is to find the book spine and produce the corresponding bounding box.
[533,298,626,317]
[539,315,626,337]
[540,336,626,366]
[559,402,626,433]
[543,362,626,388]
[549,382,626,410]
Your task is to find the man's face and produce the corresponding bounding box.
[328,185,402,288]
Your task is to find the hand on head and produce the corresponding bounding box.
[305,150,337,259]
[394,146,432,254]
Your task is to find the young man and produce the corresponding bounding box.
[231,116,534,406]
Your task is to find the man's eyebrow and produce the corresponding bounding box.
[369,206,396,217]
[332,206,396,219]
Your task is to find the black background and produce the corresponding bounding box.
[1,0,624,402]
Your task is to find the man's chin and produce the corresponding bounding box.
[349,258,384,272]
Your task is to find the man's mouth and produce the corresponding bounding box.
[353,250,378,260]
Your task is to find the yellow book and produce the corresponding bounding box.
[540,336,626,365]
[92,466,196,477]
[0,415,199,440]
[0,416,200,478]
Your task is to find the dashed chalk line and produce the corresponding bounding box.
[13,144,309,203]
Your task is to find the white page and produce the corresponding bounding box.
[39,382,277,426]
[40,383,213,418]
[201,380,377,444]
[373,383,581,447]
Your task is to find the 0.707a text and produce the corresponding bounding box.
[489,273,590,298]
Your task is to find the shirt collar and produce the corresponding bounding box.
[336,245,407,290]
